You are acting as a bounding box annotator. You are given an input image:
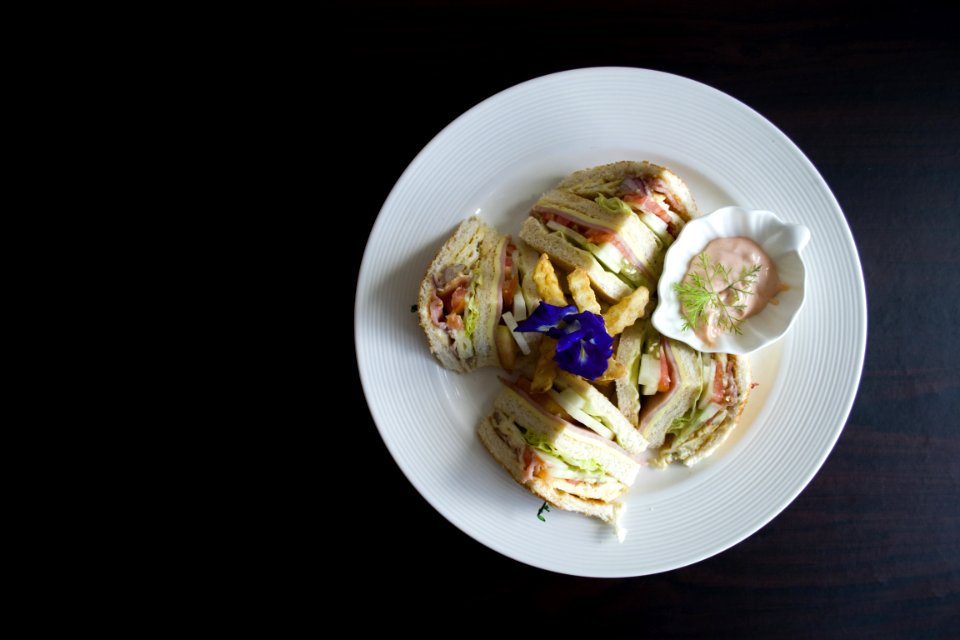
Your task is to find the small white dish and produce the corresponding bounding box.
[652,206,811,355]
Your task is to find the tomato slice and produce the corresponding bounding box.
[625,193,672,225]
[584,228,616,244]
[502,272,518,307]
[446,313,463,330]
[658,345,672,392]
[500,241,518,307]
[449,286,467,314]
[711,359,725,404]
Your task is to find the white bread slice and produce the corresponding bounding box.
[614,320,646,426]
[638,339,703,448]
[417,216,505,372]
[473,231,509,365]
[554,370,648,455]
[557,160,700,222]
[478,399,631,528]
[658,355,752,467]
[519,217,633,302]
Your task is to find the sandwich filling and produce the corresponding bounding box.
[427,261,485,361]
[659,353,742,460]
[510,377,640,453]
[596,193,683,252]
[487,388,630,502]
[631,330,743,464]
[531,204,656,289]
[618,175,687,239]
[428,239,521,363]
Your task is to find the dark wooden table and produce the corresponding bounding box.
[346,2,959,634]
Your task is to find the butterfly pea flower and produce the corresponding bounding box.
[514,302,613,380]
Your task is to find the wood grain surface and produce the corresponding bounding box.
[346,2,959,635]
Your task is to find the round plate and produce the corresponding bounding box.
[355,68,866,577]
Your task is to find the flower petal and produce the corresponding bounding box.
[554,338,610,379]
[514,303,578,333]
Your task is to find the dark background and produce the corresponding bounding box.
[345,1,959,635]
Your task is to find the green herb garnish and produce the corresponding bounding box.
[537,501,551,522]
[673,252,761,336]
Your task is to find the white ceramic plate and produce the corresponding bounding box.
[356,68,866,577]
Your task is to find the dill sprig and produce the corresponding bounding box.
[673,252,761,336]
[537,501,551,522]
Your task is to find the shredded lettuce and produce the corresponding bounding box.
[462,278,481,340]
[595,194,634,217]
[667,380,708,443]
[667,412,697,439]
[667,402,726,450]
[518,427,607,478]
[453,276,482,361]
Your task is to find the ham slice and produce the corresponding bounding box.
[531,206,655,283]
[621,176,648,196]
[437,274,470,297]
[649,177,683,213]
[636,195,666,219]
[521,448,540,483]
[428,292,445,327]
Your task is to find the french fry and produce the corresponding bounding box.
[494,325,517,371]
[533,253,567,307]
[567,268,601,314]
[594,356,628,381]
[530,337,558,393]
[602,286,650,336]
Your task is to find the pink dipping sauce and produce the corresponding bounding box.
[682,236,784,345]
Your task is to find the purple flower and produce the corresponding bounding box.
[514,302,613,380]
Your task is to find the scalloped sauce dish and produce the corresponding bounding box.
[652,206,811,355]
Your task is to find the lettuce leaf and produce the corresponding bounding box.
[462,276,481,340]
[519,427,606,477]
[595,194,634,217]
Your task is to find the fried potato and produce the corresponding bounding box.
[494,325,517,371]
[533,253,567,307]
[602,286,650,336]
[594,357,627,381]
[567,268,601,314]
[531,337,558,393]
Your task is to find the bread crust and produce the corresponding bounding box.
[557,160,700,222]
